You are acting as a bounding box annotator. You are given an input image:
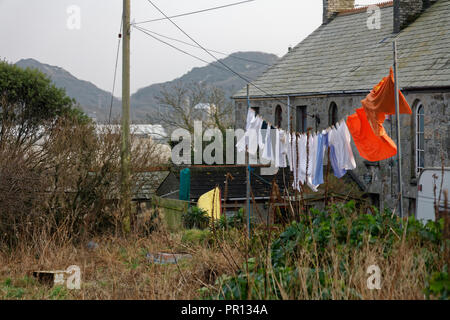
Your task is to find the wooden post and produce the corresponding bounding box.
[121,0,132,225]
[393,41,404,218]
[246,84,251,238]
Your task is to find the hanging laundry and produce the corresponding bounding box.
[306,133,319,192]
[274,129,281,167]
[280,130,289,168]
[289,133,296,173]
[236,109,263,156]
[249,116,263,156]
[334,121,356,171]
[346,107,397,161]
[258,121,265,151]
[313,131,326,186]
[327,128,347,179]
[261,124,273,162]
[290,134,298,190]
[197,187,221,220]
[236,108,255,152]
[286,132,293,170]
[297,134,307,187]
[245,108,255,130]
[275,129,288,168]
[362,68,412,136]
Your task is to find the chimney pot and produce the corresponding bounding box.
[394,0,433,33]
[323,0,355,24]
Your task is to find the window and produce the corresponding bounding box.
[274,105,282,127]
[328,102,338,126]
[416,103,424,175]
[296,106,307,133]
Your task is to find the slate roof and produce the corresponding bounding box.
[188,167,289,200]
[156,165,365,201]
[157,166,293,201]
[233,0,450,99]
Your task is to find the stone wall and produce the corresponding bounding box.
[394,0,429,32]
[323,0,356,24]
[234,89,450,216]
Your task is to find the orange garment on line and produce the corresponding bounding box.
[346,107,397,162]
[361,68,412,136]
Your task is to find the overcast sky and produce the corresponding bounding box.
[0,0,383,95]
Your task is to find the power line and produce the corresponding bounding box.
[133,26,273,66]
[142,0,392,118]
[144,0,295,111]
[143,0,356,114]
[108,16,123,124]
[133,0,256,25]
[136,24,356,82]
[133,25,238,75]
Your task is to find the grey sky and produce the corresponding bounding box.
[0,0,382,95]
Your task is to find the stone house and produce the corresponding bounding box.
[232,0,450,215]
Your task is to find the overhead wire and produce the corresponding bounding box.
[108,15,123,124]
[141,0,393,124]
[143,0,299,112]
[133,0,256,25]
[132,25,272,66]
[135,24,359,95]
[133,25,250,77]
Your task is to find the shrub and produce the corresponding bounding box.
[0,118,167,248]
[182,229,212,246]
[215,208,246,230]
[210,202,446,300]
[424,265,449,300]
[182,206,210,230]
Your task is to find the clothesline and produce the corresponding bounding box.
[246,107,349,137]
[236,68,413,194]
[236,107,356,193]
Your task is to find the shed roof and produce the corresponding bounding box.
[233,0,450,99]
[157,165,365,201]
[156,166,291,201]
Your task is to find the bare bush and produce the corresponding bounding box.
[0,117,168,249]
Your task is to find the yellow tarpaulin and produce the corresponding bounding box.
[197,187,221,220]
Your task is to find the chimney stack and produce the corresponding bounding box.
[394,0,437,33]
[323,0,355,24]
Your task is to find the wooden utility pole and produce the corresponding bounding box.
[393,41,404,218]
[121,0,132,224]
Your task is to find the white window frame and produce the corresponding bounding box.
[415,103,425,176]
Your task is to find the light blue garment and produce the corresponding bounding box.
[330,146,346,178]
[313,133,325,185]
[323,132,346,179]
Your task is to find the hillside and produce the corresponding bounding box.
[15,52,278,123]
[15,58,121,122]
[131,51,278,122]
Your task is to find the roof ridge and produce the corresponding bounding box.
[338,1,393,16]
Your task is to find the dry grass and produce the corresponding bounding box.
[0,220,446,300]
[288,241,435,299]
[0,230,244,300]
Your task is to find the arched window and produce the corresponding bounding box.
[416,103,425,175]
[275,105,282,128]
[329,102,338,126]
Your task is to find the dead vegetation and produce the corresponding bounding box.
[0,114,447,300]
